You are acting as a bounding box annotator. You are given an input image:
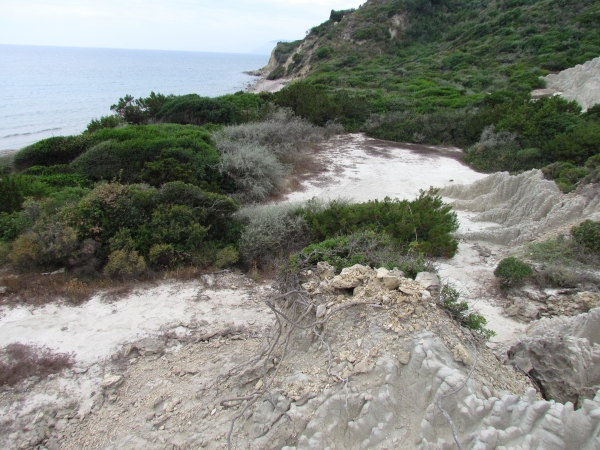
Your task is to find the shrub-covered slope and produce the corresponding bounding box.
[269,0,600,110]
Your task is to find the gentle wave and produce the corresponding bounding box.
[1,127,63,139]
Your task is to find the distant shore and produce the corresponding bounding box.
[246,76,289,94]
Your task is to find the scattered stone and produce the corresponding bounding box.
[376,267,389,279]
[101,374,124,389]
[330,264,371,289]
[317,262,335,280]
[453,344,474,366]
[415,272,440,290]
[354,358,373,374]
[505,298,540,322]
[134,338,165,356]
[316,304,327,319]
[397,350,410,365]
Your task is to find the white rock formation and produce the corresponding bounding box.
[440,170,600,245]
[542,56,600,111]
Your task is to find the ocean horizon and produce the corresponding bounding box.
[0,44,270,151]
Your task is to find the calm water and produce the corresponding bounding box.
[0,45,269,151]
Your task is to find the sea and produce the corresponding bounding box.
[0,45,270,152]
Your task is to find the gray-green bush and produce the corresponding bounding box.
[236,203,310,267]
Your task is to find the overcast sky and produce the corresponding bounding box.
[0,0,363,54]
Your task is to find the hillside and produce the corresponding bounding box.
[266,0,600,111]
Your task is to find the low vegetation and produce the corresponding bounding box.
[523,222,600,289]
[440,285,495,340]
[0,343,73,387]
[494,256,533,288]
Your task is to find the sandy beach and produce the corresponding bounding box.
[246,76,289,93]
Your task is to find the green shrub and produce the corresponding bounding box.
[140,152,196,187]
[298,190,459,257]
[157,94,237,126]
[527,236,574,265]
[103,249,146,278]
[70,124,220,184]
[213,246,239,269]
[0,175,52,214]
[111,92,170,125]
[13,135,92,171]
[571,220,600,253]
[494,257,533,287]
[0,212,27,242]
[293,230,434,276]
[148,243,176,268]
[103,228,146,277]
[315,47,332,59]
[8,220,79,270]
[440,285,495,339]
[86,115,125,134]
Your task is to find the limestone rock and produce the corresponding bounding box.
[375,267,389,279]
[505,298,540,322]
[329,264,371,289]
[317,262,335,280]
[101,374,124,389]
[134,338,165,356]
[453,344,474,366]
[415,272,439,290]
[316,304,327,319]
[397,350,410,365]
[508,307,600,406]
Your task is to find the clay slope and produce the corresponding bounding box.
[440,170,600,245]
[543,57,600,111]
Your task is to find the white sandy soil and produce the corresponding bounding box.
[283,133,486,203]
[0,278,272,366]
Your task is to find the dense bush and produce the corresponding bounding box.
[213,109,326,160]
[13,135,92,171]
[218,143,288,203]
[86,115,125,133]
[213,109,331,202]
[571,220,600,253]
[70,124,220,185]
[0,175,52,214]
[236,204,310,268]
[298,190,459,257]
[110,91,268,126]
[494,257,533,287]
[293,230,434,277]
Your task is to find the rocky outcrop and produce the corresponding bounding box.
[541,56,600,111]
[508,307,600,407]
[441,170,600,245]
